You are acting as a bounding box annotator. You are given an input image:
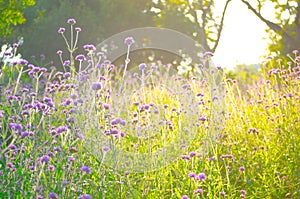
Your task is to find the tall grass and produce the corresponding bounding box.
[0,19,299,199]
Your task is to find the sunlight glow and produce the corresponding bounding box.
[213,1,275,69]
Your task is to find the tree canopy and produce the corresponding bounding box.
[0,0,35,37]
[240,0,300,56]
[2,0,300,63]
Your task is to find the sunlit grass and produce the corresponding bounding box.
[0,19,299,199]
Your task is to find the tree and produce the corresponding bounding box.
[2,0,155,64]
[0,0,35,37]
[149,0,232,53]
[240,0,300,56]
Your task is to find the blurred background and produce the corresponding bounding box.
[1,0,299,72]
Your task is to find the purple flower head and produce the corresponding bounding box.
[188,172,196,178]
[58,27,65,34]
[68,157,76,162]
[20,131,29,138]
[48,165,55,171]
[111,118,121,125]
[97,51,105,57]
[102,146,110,152]
[181,155,190,160]
[194,189,203,194]
[189,151,196,157]
[91,82,102,91]
[239,166,245,172]
[83,44,96,51]
[78,194,92,199]
[80,165,91,174]
[139,63,147,71]
[75,27,82,32]
[56,126,68,133]
[9,123,23,131]
[124,37,135,46]
[76,133,84,140]
[240,190,247,195]
[4,51,12,56]
[196,173,207,181]
[198,116,208,122]
[12,43,18,48]
[67,18,76,24]
[40,155,50,163]
[48,192,58,199]
[181,195,189,199]
[63,72,71,78]
[220,191,226,197]
[102,103,110,110]
[57,50,63,55]
[18,59,28,66]
[75,54,86,61]
[63,60,71,66]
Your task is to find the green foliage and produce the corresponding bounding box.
[0,0,35,37]
[150,0,231,52]
[241,0,300,59]
[2,0,154,64]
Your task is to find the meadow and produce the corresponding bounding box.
[0,19,299,199]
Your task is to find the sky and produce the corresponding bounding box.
[213,0,273,69]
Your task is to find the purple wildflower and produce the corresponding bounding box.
[194,189,203,194]
[75,27,82,32]
[67,18,76,24]
[181,195,189,199]
[40,155,50,163]
[9,123,23,131]
[139,63,147,71]
[56,126,68,133]
[124,37,135,46]
[80,165,91,174]
[76,133,84,140]
[58,28,65,34]
[4,51,12,56]
[83,44,96,51]
[19,59,28,65]
[196,173,207,181]
[181,155,190,160]
[63,60,70,66]
[20,131,29,138]
[220,191,226,197]
[48,192,58,199]
[239,166,245,172]
[48,165,55,171]
[189,151,196,157]
[75,54,86,61]
[188,172,196,178]
[68,157,76,162]
[102,146,110,152]
[78,194,92,199]
[91,82,102,91]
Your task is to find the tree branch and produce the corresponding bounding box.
[212,0,232,52]
[240,0,295,45]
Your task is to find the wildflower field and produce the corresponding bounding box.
[0,19,299,199]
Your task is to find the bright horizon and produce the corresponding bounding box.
[213,0,274,69]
